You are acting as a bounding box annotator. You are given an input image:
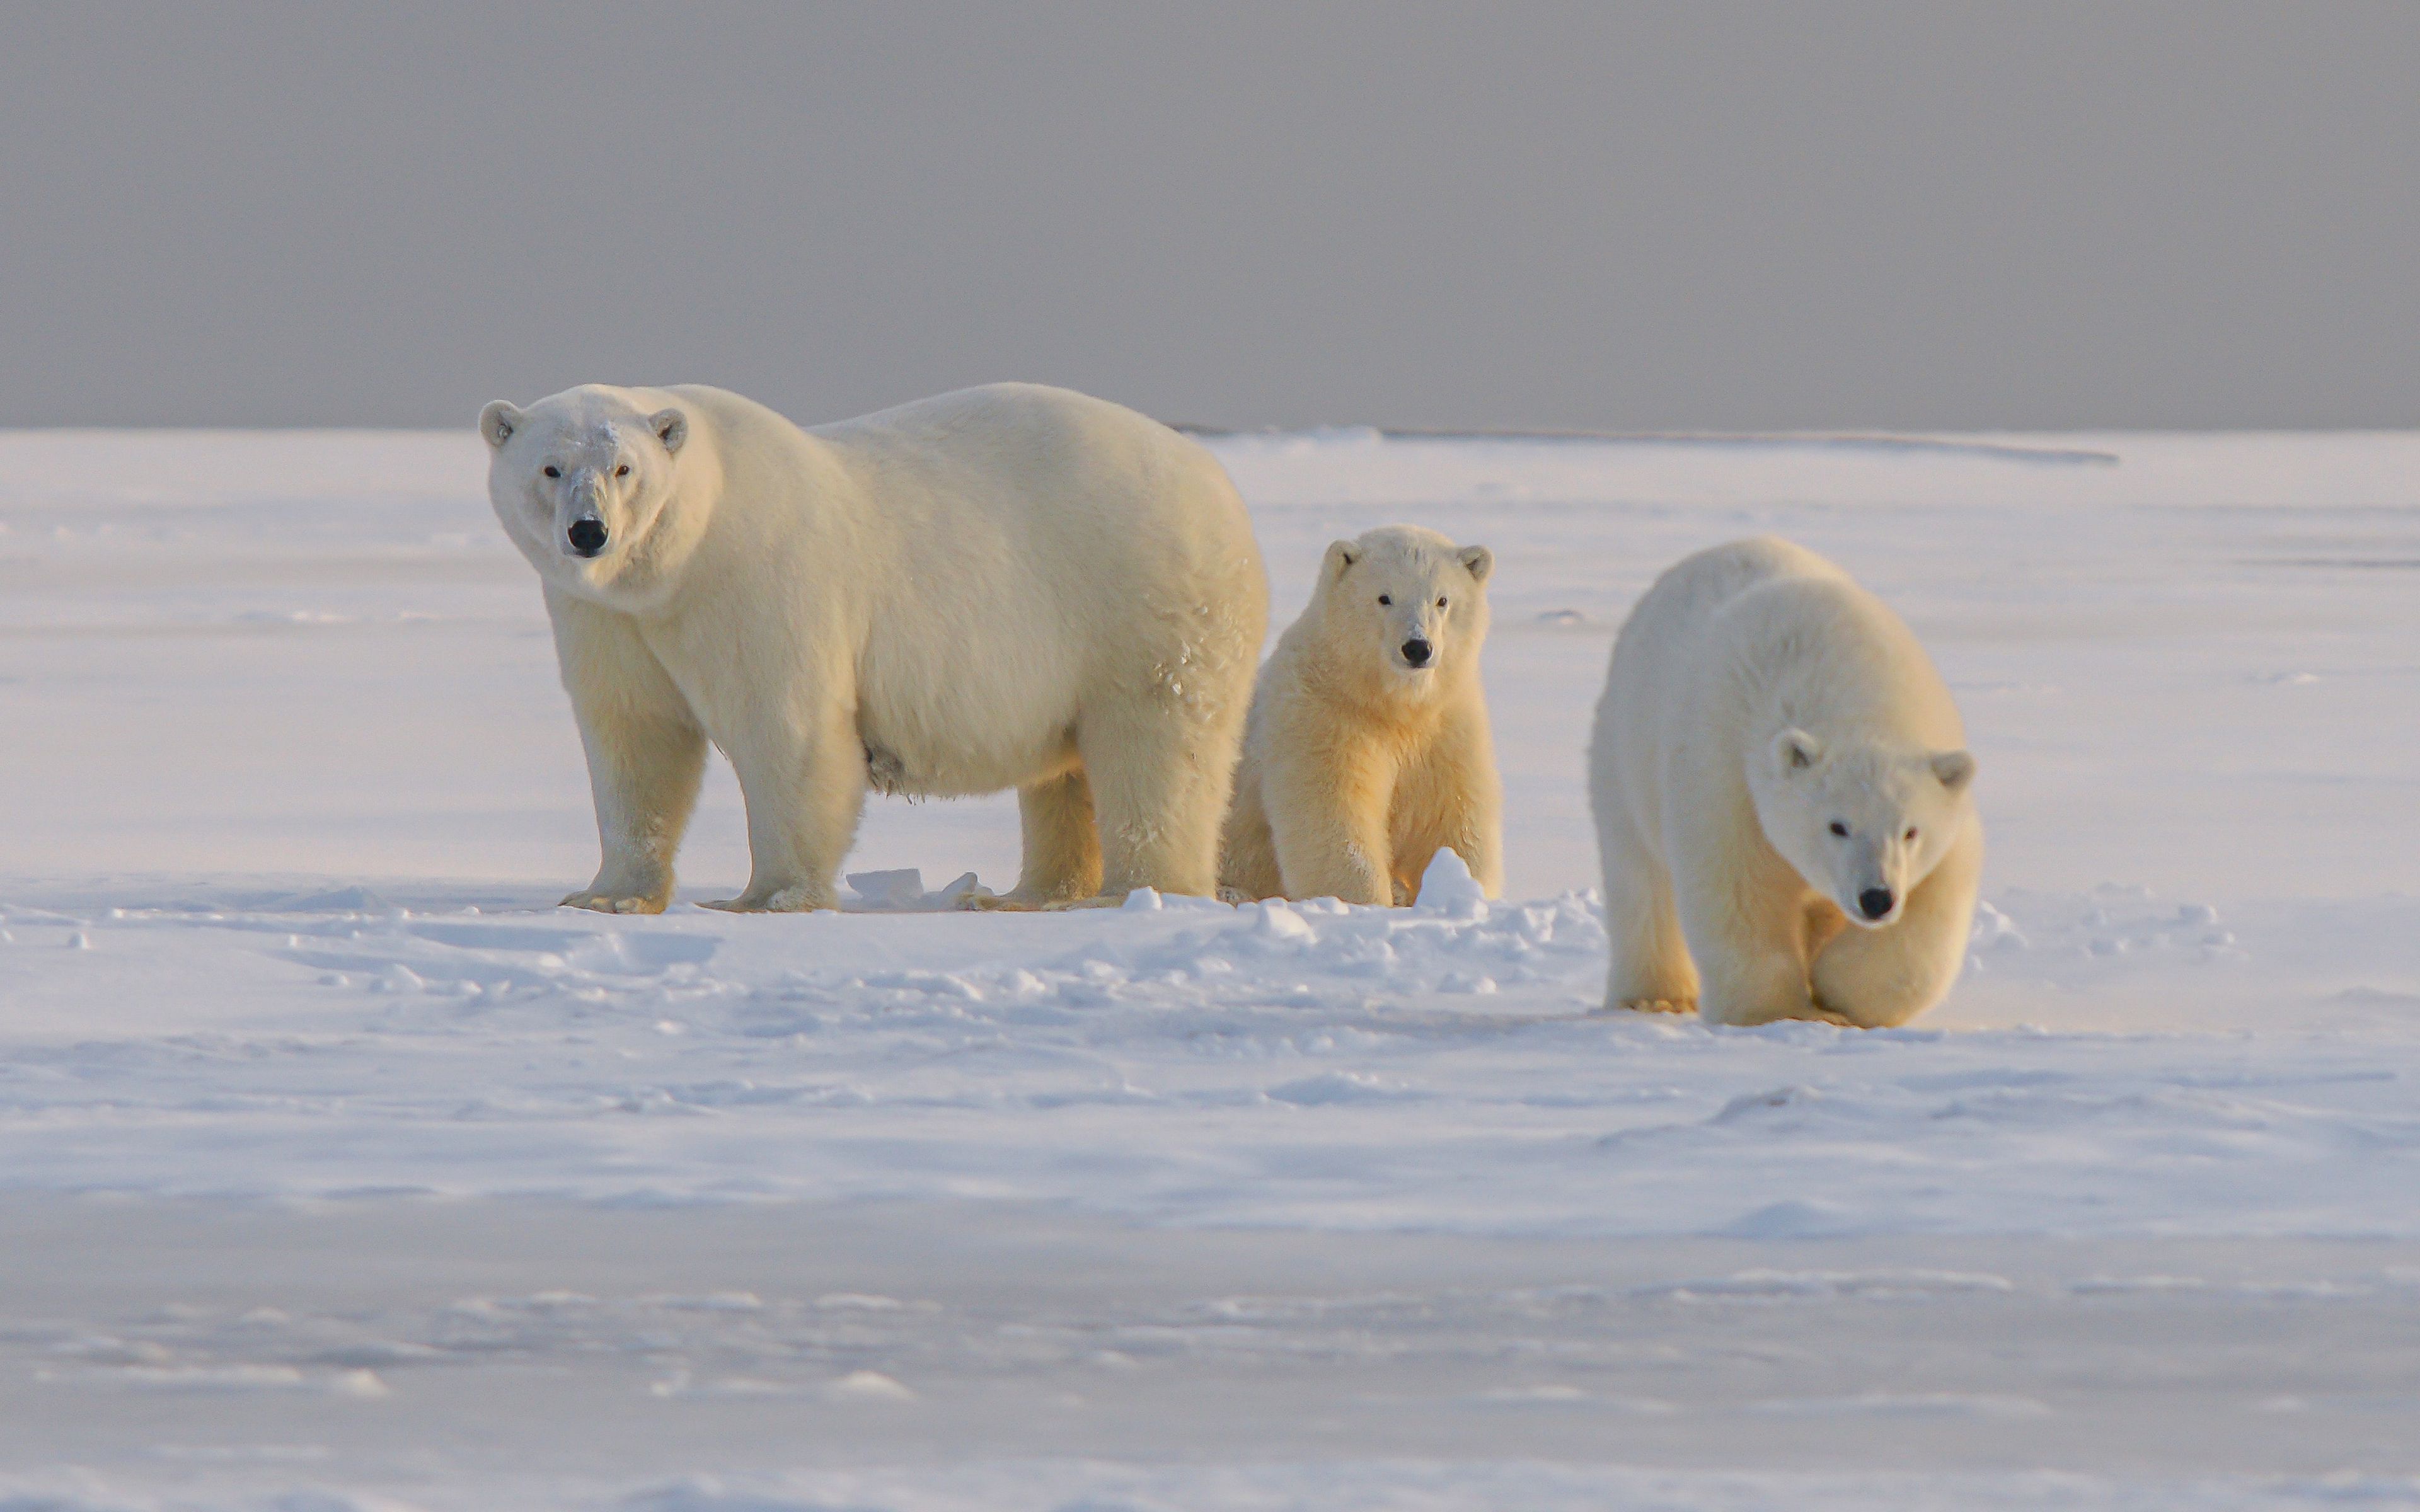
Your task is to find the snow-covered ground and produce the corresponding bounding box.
[1,426,2416,1508]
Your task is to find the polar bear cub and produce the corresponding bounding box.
[1220,525,1502,905]
[1589,537,1981,1028]
[478,382,1267,914]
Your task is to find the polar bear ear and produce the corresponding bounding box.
[1773,728,1823,775]
[1930,749,1977,793]
[478,401,522,449]
[1457,545,1493,583]
[648,408,689,454]
[1324,540,1360,581]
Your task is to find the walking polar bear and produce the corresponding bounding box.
[1589,537,1981,1028]
[1221,525,1502,905]
[478,382,1267,914]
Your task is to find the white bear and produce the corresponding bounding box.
[478,382,1268,914]
[1587,537,1980,1028]
[1219,525,1502,906]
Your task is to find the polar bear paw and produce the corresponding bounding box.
[959,890,1044,912]
[960,888,1119,912]
[560,889,669,915]
[698,885,831,914]
[1615,996,1696,1015]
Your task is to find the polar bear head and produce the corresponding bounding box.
[1316,525,1494,702]
[478,386,706,606]
[1748,730,1976,929]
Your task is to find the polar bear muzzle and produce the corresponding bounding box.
[567,518,608,558]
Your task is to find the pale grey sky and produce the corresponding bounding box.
[4,2,2417,430]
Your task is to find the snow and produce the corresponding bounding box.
[2,427,2417,1506]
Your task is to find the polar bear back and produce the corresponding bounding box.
[1595,536,1964,830]
[822,384,1264,797]
[605,381,1262,804]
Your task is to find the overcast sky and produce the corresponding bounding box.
[4,3,2417,431]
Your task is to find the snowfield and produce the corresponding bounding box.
[1,427,2416,1508]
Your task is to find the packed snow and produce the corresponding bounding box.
[1,426,2416,1507]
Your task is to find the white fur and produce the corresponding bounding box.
[1221,525,1502,906]
[480,382,1268,913]
[1587,537,1981,1027]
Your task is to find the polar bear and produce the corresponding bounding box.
[478,382,1268,914]
[1219,525,1501,905]
[1587,537,1980,1028]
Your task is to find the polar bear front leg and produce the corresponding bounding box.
[1811,819,1982,1028]
[1397,706,1504,902]
[548,593,707,915]
[564,711,708,914]
[1073,701,1238,902]
[1262,741,1397,907]
[1669,841,1840,1027]
[702,708,868,914]
[1596,796,1697,1014]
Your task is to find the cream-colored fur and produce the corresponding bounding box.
[1221,526,1502,906]
[479,382,1267,914]
[1587,537,1981,1028]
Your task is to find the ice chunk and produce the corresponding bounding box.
[845,868,925,907]
[934,871,987,905]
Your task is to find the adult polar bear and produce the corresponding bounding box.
[1589,538,1981,1028]
[479,382,1268,914]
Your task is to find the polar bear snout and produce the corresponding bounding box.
[1400,637,1433,668]
[567,517,608,558]
[1858,886,1897,922]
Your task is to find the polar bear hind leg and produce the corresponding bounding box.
[1077,697,1235,901]
[965,768,1105,910]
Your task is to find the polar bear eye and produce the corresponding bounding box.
[1828,821,1848,837]
[543,466,560,478]
[1904,827,1919,842]
[1436,596,1448,608]
[615,464,630,477]
[1378,595,1392,605]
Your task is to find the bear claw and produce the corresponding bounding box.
[1615,997,1696,1015]
[560,890,666,915]
[698,886,829,914]
[959,889,1107,912]
[958,891,1037,912]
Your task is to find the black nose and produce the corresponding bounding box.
[1401,638,1432,667]
[1858,887,1896,920]
[567,518,608,557]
